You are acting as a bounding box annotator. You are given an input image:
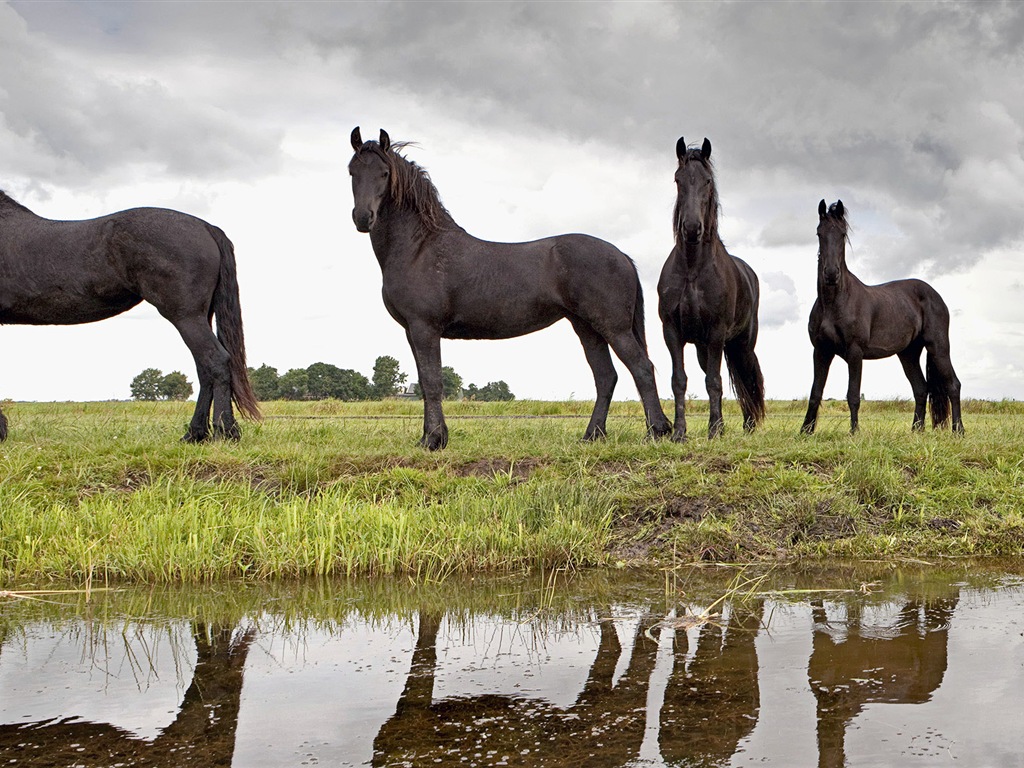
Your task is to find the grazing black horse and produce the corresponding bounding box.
[658,137,765,441]
[801,199,963,434]
[0,191,261,441]
[348,127,671,450]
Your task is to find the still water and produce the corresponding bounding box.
[1,564,1022,767]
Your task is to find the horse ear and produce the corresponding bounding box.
[676,136,687,161]
[701,138,712,160]
[818,199,827,218]
[835,199,844,217]
[379,129,391,152]
[351,127,363,152]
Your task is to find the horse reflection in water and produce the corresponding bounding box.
[658,601,763,763]
[0,622,254,765]
[373,602,765,766]
[808,593,958,768]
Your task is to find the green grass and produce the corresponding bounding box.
[1,398,1022,582]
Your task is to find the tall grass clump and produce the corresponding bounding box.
[1,398,1023,583]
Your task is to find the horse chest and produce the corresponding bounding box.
[667,283,722,340]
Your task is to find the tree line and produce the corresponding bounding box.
[130,356,514,402]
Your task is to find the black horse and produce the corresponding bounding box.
[801,200,963,434]
[0,191,260,441]
[658,137,765,441]
[348,127,671,450]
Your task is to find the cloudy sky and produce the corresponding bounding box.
[2,1,1023,405]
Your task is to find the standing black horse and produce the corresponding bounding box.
[658,137,765,441]
[0,191,261,441]
[801,199,963,434]
[348,127,671,450]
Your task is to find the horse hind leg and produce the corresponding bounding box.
[0,408,7,442]
[604,327,672,439]
[926,345,964,434]
[570,318,617,440]
[896,343,928,432]
[172,315,239,441]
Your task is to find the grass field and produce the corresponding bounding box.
[1,398,1022,583]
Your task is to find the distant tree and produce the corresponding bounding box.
[333,368,372,401]
[371,355,408,399]
[441,366,463,400]
[130,368,164,401]
[278,368,309,400]
[478,380,515,401]
[306,362,347,400]
[158,371,193,401]
[249,364,280,401]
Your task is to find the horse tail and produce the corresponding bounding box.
[209,226,262,422]
[926,352,950,428]
[631,265,650,352]
[725,337,766,428]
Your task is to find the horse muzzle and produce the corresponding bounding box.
[681,221,703,245]
[353,208,376,233]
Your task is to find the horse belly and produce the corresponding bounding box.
[0,287,140,325]
[443,304,563,340]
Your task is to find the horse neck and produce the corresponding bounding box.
[674,233,726,277]
[368,200,442,270]
[817,262,863,306]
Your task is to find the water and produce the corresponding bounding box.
[1,564,1022,766]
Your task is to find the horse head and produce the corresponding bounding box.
[673,136,718,246]
[816,198,848,288]
[348,127,392,233]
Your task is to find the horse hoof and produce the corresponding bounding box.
[581,430,607,443]
[216,425,242,441]
[649,423,672,440]
[181,430,210,444]
[420,432,448,451]
[670,431,687,444]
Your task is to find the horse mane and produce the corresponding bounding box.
[673,147,720,247]
[0,190,35,215]
[358,141,456,233]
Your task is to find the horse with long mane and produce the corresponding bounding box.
[0,191,261,441]
[657,137,765,441]
[348,127,671,450]
[801,199,963,434]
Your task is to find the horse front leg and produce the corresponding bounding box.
[801,347,834,434]
[662,321,688,442]
[845,351,864,434]
[0,407,7,442]
[699,342,726,439]
[406,326,448,450]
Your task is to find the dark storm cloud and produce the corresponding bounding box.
[4,1,1023,277]
[289,1,1024,278]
